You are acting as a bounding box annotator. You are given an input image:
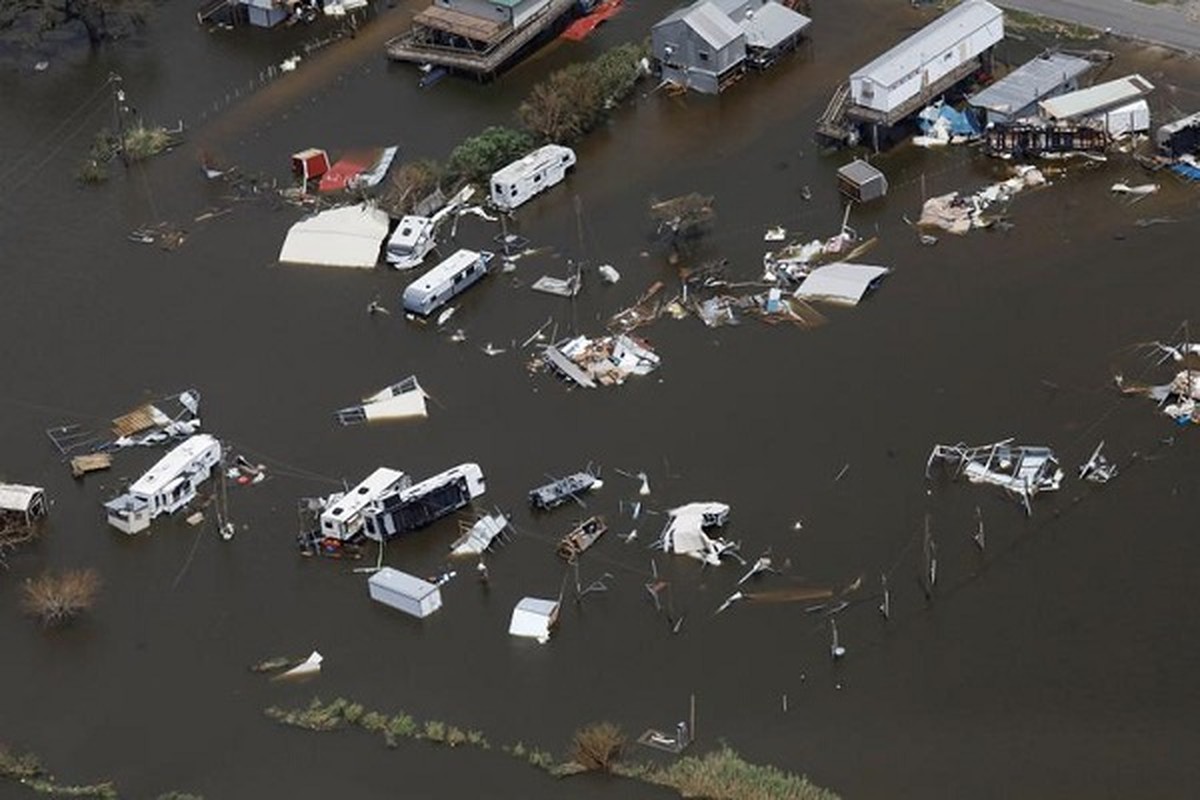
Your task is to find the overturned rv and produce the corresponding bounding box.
[364,463,486,540]
[490,145,575,212]
[315,467,409,542]
[386,215,438,270]
[927,439,1063,513]
[529,470,602,510]
[402,248,494,316]
[105,434,223,534]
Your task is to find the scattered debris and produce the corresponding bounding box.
[104,434,222,534]
[913,100,981,147]
[1110,181,1159,197]
[450,511,510,557]
[481,342,507,356]
[927,439,1064,514]
[764,226,787,242]
[918,165,1045,235]
[830,618,845,659]
[537,334,661,389]
[319,145,398,193]
[70,453,112,478]
[557,516,607,560]
[335,377,428,425]
[532,272,581,298]
[508,597,560,643]
[598,264,621,284]
[657,502,739,566]
[1078,441,1118,483]
[277,650,323,680]
[736,553,778,586]
[0,483,47,552]
[368,566,443,618]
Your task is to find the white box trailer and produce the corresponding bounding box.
[368,567,443,618]
[490,145,576,212]
[402,248,493,316]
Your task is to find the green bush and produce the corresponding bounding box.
[518,42,645,143]
[447,126,534,183]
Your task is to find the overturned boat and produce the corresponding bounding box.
[927,439,1063,513]
[529,470,602,510]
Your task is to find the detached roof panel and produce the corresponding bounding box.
[278,204,390,269]
[794,263,890,306]
[968,52,1092,114]
[1039,73,1155,120]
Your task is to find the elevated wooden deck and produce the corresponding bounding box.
[385,0,578,77]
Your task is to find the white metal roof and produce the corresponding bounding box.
[325,467,407,522]
[368,567,440,600]
[733,2,810,50]
[278,203,390,268]
[129,434,220,497]
[0,483,44,513]
[852,0,1002,88]
[491,144,575,185]
[968,52,1091,114]
[794,263,890,306]
[1039,74,1155,120]
[409,249,483,293]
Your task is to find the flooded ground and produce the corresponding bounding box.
[2,2,1200,797]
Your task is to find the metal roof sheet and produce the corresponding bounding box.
[278,204,390,269]
[852,0,1002,88]
[734,1,810,50]
[794,263,890,306]
[968,52,1091,114]
[1039,74,1155,119]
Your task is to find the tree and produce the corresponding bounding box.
[446,126,534,183]
[0,0,151,47]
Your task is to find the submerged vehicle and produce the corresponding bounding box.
[529,470,602,510]
[927,439,1064,513]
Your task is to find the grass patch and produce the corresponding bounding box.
[0,743,118,798]
[621,744,840,800]
[1004,9,1100,40]
[570,722,624,773]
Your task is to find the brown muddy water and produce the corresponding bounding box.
[2,2,1200,798]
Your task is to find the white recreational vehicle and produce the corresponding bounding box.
[104,434,222,534]
[386,215,438,270]
[490,144,576,211]
[363,462,486,541]
[317,467,409,541]
[402,248,494,316]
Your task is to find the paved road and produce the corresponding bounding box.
[995,0,1200,54]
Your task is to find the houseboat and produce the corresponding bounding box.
[402,248,494,316]
[490,145,575,211]
[386,215,438,270]
[105,434,222,534]
[363,463,486,540]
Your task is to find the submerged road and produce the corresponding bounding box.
[995,0,1200,54]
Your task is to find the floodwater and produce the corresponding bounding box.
[2,2,1200,798]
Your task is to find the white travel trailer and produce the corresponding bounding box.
[386,215,438,270]
[490,145,576,211]
[318,467,409,541]
[105,434,222,534]
[402,248,493,316]
[364,462,486,541]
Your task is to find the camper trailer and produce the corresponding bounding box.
[386,215,438,270]
[104,434,222,534]
[317,467,409,541]
[363,462,486,540]
[402,249,494,316]
[490,145,576,211]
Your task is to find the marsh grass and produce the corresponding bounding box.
[570,722,624,772]
[622,744,840,800]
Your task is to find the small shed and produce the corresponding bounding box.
[0,483,47,526]
[837,160,888,203]
[291,148,331,184]
[368,567,443,618]
[508,596,560,643]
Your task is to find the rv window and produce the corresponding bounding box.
[494,183,503,195]
[561,155,569,163]
[357,486,369,494]
[323,520,333,529]
[400,226,412,236]
[533,174,541,182]
[512,186,518,195]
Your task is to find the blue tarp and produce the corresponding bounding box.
[917,101,983,138]
[1170,161,1200,182]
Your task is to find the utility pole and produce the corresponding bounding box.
[110,72,129,168]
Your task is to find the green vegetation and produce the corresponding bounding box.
[0,743,118,799]
[617,744,840,800]
[21,568,102,627]
[1003,9,1100,40]
[266,699,838,799]
[447,126,535,183]
[75,121,176,185]
[518,42,647,143]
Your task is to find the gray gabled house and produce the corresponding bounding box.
[652,0,811,94]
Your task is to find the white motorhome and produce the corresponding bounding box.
[385,215,437,270]
[402,248,494,316]
[490,144,576,211]
[363,462,486,540]
[105,434,222,534]
[318,467,409,541]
